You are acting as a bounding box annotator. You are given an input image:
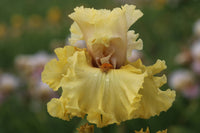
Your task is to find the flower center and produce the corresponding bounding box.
[100,63,114,73]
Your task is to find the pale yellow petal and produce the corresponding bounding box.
[69,6,127,68]
[42,46,78,91]
[68,5,143,68]
[47,47,147,127]
[54,45,78,62]
[135,78,176,118]
[47,98,69,120]
[132,60,175,119]
[130,59,146,71]
[147,59,167,75]
[69,22,83,45]
[47,97,85,121]
[127,30,143,58]
[41,59,67,91]
[45,46,175,128]
[153,75,167,88]
[122,4,143,30]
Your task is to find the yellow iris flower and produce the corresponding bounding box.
[42,5,175,128]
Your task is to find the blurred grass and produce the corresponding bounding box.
[0,0,200,133]
[0,94,81,133]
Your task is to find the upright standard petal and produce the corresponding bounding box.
[127,30,143,58]
[68,5,143,68]
[69,22,83,45]
[121,4,143,30]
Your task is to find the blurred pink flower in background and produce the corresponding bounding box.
[15,51,57,103]
[191,39,200,61]
[0,73,19,94]
[193,19,200,37]
[191,61,200,75]
[171,19,200,100]
[175,47,192,65]
[0,73,20,104]
[169,69,195,90]
[169,69,200,99]
[182,84,200,99]
[30,81,57,102]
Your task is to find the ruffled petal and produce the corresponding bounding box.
[42,46,79,91]
[47,98,70,120]
[146,59,167,76]
[54,45,79,62]
[68,5,143,68]
[44,46,175,127]
[41,59,67,91]
[121,4,143,30]
[132,60,176,119]
[69,22,83,45]
[47,47,147,127]
[127,30,143,58]
[135,78,176,118]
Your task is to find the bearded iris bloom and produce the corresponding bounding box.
[42,5,175,127]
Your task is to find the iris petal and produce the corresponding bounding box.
[68,5,143,68]
[43,46,175,127]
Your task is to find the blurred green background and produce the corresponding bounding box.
[0,0,200,133]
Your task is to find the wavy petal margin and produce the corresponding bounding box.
[42,46,175,127]
[68,5,143,68]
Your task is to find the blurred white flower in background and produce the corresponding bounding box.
[169,69,200,99]
[15,51,54,78]
[0,73,19,93]
[171,19,200,99]
[175,48,192,65]
[127,49,143,62]
[15,51,57,103]
[182,84,200,99]
[191,61,200,75]
[169,69,195,90]
[0,73,20,104]
[191,39,200,61]
[66,34,86,49]
[30,81,56,102]
[193,19,200,37]
[72,40,86,48]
